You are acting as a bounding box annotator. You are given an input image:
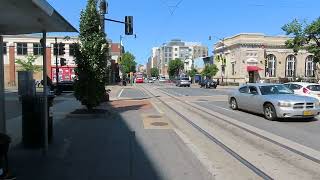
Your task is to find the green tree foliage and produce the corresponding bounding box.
[168,58,184,78]
[150,67,159,77]
[120,52,137,76]
[187,67,198,78]
[16,55,42,72]
[73,0,109,110]
[201,64,219,78]
[282,18,320,63]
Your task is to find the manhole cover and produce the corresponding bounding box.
[148,115,162,118]
[151,122,169,126]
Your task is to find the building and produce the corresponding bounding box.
[2,35,122,87]
[213,33,315,84]
[151,39,208,78]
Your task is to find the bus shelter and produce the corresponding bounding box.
[0,0,77,151]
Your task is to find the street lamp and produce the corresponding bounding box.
[210,35,226,83]
[99,0,108,33]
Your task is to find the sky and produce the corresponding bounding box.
[48,0,320,65]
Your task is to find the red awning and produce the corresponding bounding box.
[247,66,263,72]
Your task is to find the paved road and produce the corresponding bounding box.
[4,92,71,120]
[153,83,320,151]
[120,88,149,99]
[5,92,21,119]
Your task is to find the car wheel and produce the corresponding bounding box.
[230,98,238,110]
[264,103,277,121]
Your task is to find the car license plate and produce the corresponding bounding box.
[303,111,314,116]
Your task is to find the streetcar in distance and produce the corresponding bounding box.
[135,72,144,83]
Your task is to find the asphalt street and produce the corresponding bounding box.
[144,83,320,151]
[120,87,149,99]
[4,92,70,120]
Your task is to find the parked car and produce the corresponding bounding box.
[148,78,154,83]
[229,83,320,121]
[176,77,191,87]
[199,79,217,89]
[284,82,320,101]
[159,76,167,83]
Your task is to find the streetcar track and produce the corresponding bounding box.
[153,85,320,165]
[139,84,274,180]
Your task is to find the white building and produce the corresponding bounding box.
[151,39,208,78]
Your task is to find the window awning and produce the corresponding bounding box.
[247,66,263,72]
[0,0,77,35]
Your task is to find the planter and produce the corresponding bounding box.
[18,71,35,96]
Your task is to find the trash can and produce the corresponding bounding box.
[21,95,54,147]
[0,133,10,176]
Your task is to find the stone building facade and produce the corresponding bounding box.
[213,33,315,83]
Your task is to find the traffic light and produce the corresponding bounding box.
[53,43,58,55]
[125,16,133,35]
[60,58,66,66]
[58,43,65,55]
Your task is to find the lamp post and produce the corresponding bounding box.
[210,36,226,83]
[99,0,107,33]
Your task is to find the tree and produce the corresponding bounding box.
[150,67,159,77]
[120,52,137,78]
[168,58,184,79]
[187,67,198,78]
[201,64,219,79]
[73,0,109,110]
[16,55,42,72]
[282,18,320,78]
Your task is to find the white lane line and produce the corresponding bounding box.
[117,88,124,98]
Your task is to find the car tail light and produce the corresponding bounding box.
[303,87,310,94]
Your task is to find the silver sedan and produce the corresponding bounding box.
[228,83,320,121]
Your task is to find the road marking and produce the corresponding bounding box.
[209,104,233,112]
[117,88,124,98]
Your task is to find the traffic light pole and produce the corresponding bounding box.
[55,38,59,92]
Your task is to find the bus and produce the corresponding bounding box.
[135,72,144,83]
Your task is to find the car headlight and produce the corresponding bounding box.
[315,101,320,107]
[278,101,292,107]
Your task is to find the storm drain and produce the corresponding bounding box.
[148,115,162,118]
[143,114,171,129]
[151,122,169,126]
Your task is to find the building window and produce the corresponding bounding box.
[175,48,178,51]
[266,54,276,77]
[33,43,43,55]
[69,43,76,56]
[2,42,7,55]
[17,43,28,55]
[232,63,235,75]
[285,55,296,77]
[305,56,315,77]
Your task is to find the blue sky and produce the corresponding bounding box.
[48,0,320,65]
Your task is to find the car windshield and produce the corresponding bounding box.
[307,85,320,91]
[181,77,189,80]
[259,85,293,95]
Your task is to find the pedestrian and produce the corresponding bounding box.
[217,79,220,85]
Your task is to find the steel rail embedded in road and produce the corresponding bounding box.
[155,85,320,165]
[138,85,273,180]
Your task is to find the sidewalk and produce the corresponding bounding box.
[8,86,211,180]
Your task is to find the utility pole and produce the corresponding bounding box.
[54,38,59,92]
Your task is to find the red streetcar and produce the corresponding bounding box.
[135,72,144,83]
